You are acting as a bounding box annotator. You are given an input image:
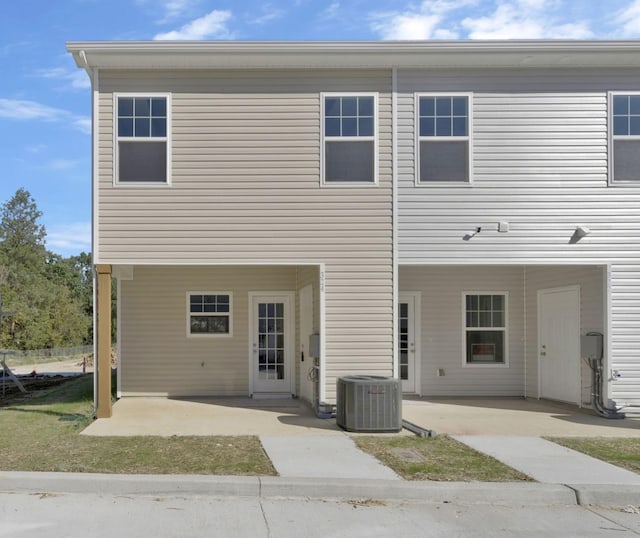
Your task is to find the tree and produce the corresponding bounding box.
[0,189,92,349]
[0,188,47,273]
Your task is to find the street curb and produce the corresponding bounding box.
[0,472,260,497]
[0,472,579,506]
[568,484,640,508]
[258,477,576,506]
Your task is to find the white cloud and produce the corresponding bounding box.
[137,0,201,23]
[0,98,64,121]
[73,117,92,135]
[462,0,593,39]
[369,0,476,40]
[370,0,594,40]
[0,98,89,134]
[162,0,199,20]
[319,1,340,21]
[47,159,79,171]
[25,144,47,154]
[372,14,442,40]
[154,10,233,40]
[46,222,91,254]
[36,67,91,90]
[249,4,286,25]
[614,0,640,37]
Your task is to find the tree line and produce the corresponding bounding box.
[0,189,92,350]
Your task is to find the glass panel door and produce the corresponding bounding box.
[399,293,418,393]
[251,293,293,395]
[257,302,285,381]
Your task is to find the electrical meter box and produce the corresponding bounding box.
[581,333,603,360]
[309,333,320,358]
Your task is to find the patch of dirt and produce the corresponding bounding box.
[0,374,81,406]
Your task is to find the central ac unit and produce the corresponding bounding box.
[336,375,402,432]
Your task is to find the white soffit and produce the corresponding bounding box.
[66,40,640,71]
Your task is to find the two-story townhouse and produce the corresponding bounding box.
[67,41,640,420]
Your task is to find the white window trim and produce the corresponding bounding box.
[186,291,233,338]
[608,90,640,185]
[461,291,509,368]
[320,92,379,187]
[113,92,172,186]
[415,92,473,187]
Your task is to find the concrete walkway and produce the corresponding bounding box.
[455,436,640,485]
[78,396,640,493]
[260,434,400,480]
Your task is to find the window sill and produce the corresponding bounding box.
[187,333,233,338]
[113,181,172,187]
[414,181,473,187]
[462,362,509,368]
[322,181,379,187]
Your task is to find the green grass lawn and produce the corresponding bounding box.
[548,437,640,474]
[354,435,532,482]
[0,375,275,475]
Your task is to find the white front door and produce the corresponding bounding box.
[538,286,581,405]
[399,292,420,394]
[250,292,294,396]
[298,284,314,403]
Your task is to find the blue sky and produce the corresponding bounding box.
[2,0,640,256]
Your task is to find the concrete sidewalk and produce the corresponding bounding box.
[454,435,640,485]
[260,434,400,480]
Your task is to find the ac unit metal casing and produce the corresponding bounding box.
[336,375,402,433]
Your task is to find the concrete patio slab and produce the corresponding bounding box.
[260,435,400,480]
[403,397,640,437]
[82,397,342,436]
[454,436,640,485]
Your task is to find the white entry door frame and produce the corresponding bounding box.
[537,285,581,405]
[248,291,295,397]
[399,291,421,395]
[298,284,314,404]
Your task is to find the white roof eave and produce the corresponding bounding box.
[66,40,640,71]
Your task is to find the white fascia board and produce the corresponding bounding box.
[66,40,640,71]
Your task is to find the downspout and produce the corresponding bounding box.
[523,266,527,399]
[89,61,99,415]
[391,66,399,380]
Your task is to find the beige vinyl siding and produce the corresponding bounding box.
[400,266,525,397]
[98,69,391,265]
[120,265,297,397]
[100,70,393,401]
[524,266,605,406]
[397,69,640,405]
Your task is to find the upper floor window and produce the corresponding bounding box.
[322,94,377,184]
[115,94,170,184]
[611,92,640,183]
[417,94,471,184]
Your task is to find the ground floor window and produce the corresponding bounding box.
[187,292,232,336]
[463,293,507,365]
